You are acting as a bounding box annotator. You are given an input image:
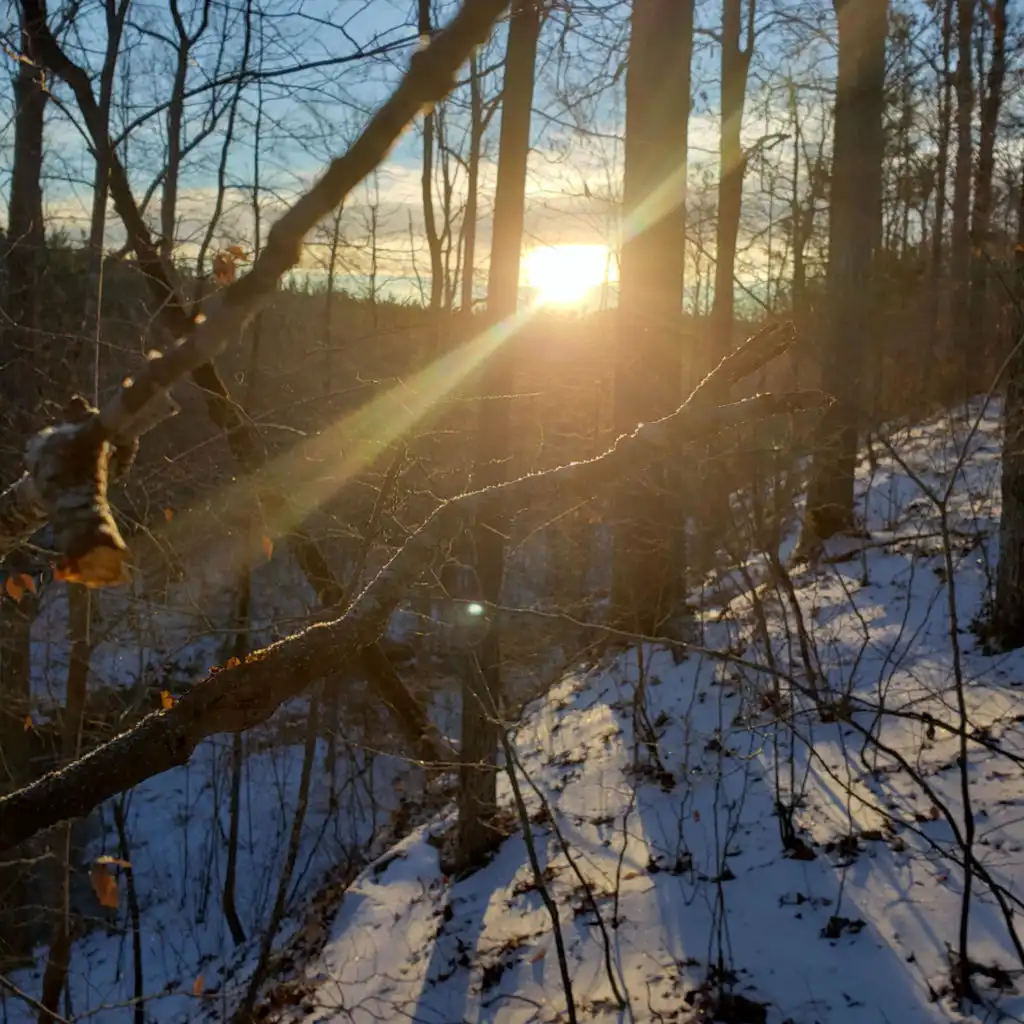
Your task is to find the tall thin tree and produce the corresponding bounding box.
[803,0,888,541]
[456,0,541,871]
[611,0,694,634]
[710,0,756,364]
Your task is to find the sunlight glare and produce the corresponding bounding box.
[523,244,610,306]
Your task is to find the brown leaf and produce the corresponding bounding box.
[529,949,546,964]
[226,244,248,261]
[5,576,24,602]
[212,251,237,285]
[193,974,205,997]
[54,549,130,588]
[90,862,119,909]
[19,573,36,595]
[261,535,274,561]
[225,656,241,669]
[163,507,174,522]
[23,715,32,732]
[160,690,175,710]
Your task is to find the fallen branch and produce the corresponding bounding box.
[0,324,829,851]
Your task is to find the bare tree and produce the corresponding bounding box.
[948,0,975,363]
[710,0,756,364]
[803,0,888,541]
[611,0,694,634]
[455,0,541,872]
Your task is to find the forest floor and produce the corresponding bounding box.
[7,398,1024,1024]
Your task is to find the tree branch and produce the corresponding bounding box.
[0,323,829,851]
[6,0,510,579]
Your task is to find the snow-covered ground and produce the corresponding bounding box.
[7,400,1024,1023]
[265,402,1024,1023]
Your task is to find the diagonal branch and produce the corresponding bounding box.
[0,324,830,852]
[4,0,511,572]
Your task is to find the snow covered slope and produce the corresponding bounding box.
[8,402,1024,1024]
[271,402,1024,1024]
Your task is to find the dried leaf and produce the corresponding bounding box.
[193,974,205,997]
[163,507,174,522]
[54,549,130,588]
[225,656,241,669]
[23,714,32,732]
[529,949,546,964]
[19,573,36,595]
[5,576,24,602]
[226,244,247,260]
[261,535,274,561]
[95,855,132,868]
[160,690,175,710]
[212,251,237,285]
[90,862,119,909]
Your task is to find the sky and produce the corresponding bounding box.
[0,0,935,309]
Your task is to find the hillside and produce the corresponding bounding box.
[7,400,1024,1024]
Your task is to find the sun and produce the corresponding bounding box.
[522,244,611,306]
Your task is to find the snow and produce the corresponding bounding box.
[273,401,1024,1023]
[7,399,1024,1023]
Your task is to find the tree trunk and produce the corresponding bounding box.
[460,51,483,315]
[455,0,540,872]
[803,0,887,542]
[611,0,694,633]
[0,21,48,969]
[710,0,754,365]
[967,0,1006,360]
[420,0,445,314]
[948,0,974,367]
[927,0,954,369]
[992,160,1024,647]
[37,585,93,1021]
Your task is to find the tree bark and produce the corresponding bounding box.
[803,0,887,541]
[455,0,540,872]
[611,0,694,634]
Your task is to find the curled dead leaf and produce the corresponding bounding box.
[225,656,241,669]
[212,250,237,285]
[193,974,205,997]
[23,714,32,732]
[160,690,175,710]
[261,535,274,561]
[5,576,24,602]
[90,862,119,909]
